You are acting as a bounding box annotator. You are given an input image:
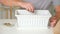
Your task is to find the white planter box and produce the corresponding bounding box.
[15,10,53,34]
[15,10,52,28]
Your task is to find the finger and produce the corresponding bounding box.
[28,7,32,12]
[50,20,57,27]
[30,5,34,13]
[27,6,33,12]
[50,17,56,22]
[50,19,55,22]
[27,4,34,13]
[25,7,29,11]
[26,7,32,13]
[50,22,55,27]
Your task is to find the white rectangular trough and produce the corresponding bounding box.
[15,10,52,28]
[15,10,53,34]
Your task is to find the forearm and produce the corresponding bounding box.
[55,6,60,19]
[0,0,23,7]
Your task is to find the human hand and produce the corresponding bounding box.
[49,16,59,27]
[19,2,34,13]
